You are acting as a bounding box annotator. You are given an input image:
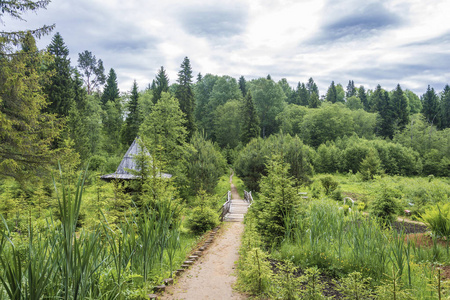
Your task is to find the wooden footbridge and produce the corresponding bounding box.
[219,189,252,222]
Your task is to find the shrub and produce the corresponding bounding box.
[370,188,400,224]
[186,206,218,235]
[335,271,372,300]
[237,247,273,295]
[320,175,339,195]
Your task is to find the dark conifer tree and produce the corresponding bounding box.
[346,80,356,98]
[369,84,384,112]
[376,89,395,139]
[358,85,369,111]
[298,83,309,106]
[45,32,74,117]
[152,66,169,104]
[266,74,272,80]
[309,92,320,108]
[390,84,409,130]
[197,72,203,82]
[101,68,119,105]
[307,77,319,96]
[326,81,337,103]
[175,56,196,139]
[241,91,260,144]
[422,85,440,125]
[440,84,450,129]
[238,75,247,97]
[122,80,141,146]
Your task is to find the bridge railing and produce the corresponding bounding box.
[244,190,253,206]
[218,190,232,221]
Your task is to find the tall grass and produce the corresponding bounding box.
[277,199,450,294]
[0,166,186,299]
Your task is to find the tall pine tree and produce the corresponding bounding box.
[390,84,409,130]
[346,80,356,98]
[422,85,440,125]
[238,75,247,97]
[152,66,169,104]
[175,56,196,139]
[358,85,369,111]
[241,91,260,144]
[45,32,74,117]
[376,88,395,139]
[122,80,141,146]
[306,77,319,96]
[440,84,450,129]
[326,81,337,103]
[101,68,120,105]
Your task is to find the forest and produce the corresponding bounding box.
[1,1,450,299]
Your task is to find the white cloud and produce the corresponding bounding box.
[4,0,450,95]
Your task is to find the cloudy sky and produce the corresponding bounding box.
[5,0,450,95]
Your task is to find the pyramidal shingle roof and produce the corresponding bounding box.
[101,138,172,180]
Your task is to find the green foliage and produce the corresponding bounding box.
[175,56,196,139]
[240,91,260,145]
[300,103,355,147]
[77,50,105,95]
[139,91,187,172]
[214,100,242,148]
[335,271,372,300]
[370,187,401,224]
[248,77,286,137]
[121,80,141,147]
[299,267,329,300]
[152,66,169,104]
[358,149,383,180]
[101,68,120,105]
[0,33,61,181]
[182,132,227,196]
[319,175,339,195]
[420,203,450,238]
[253,155,300,245]
[237,247,273,295]
[45,32,74,117]
[273,261,302,300]
[186,206,218,235]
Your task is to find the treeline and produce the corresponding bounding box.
[2,31,450,193]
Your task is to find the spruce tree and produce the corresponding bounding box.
[101,68,120,105]
[308,92,320,108]
[152,66,169,104]
[326,81,337,103]
[440,84,450,129]
[197,72,203,82]
[238,75,247,96]
[298,83,309,106]
[241,91,261,144]
[122,80,141,147]
[0,32,60,180]
[45,32,74,117]
[346,80,356,98]
[422,85,440,125]
[358,85,369,111]
[376,89,395,139]
[390,84,410,130]
[306,77,319,96]
[175,56,196,139]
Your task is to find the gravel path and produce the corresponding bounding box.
[162,179,247,300]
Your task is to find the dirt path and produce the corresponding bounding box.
[162,175,247,300]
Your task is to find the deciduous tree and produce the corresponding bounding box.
[77,50,106,95]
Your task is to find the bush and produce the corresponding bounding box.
[320,175,339,195]
[370,189,400,224]
[186,206,219,235]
